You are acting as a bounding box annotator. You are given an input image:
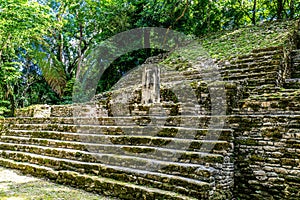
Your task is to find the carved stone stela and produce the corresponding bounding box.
[141,64,160,104]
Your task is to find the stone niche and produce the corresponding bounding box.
[141,64,161,104]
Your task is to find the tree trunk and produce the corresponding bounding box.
[9,93,15,117]
[252,0,257,25]
[289,0,295,19]
[76,23,83,79]
[277,0,284,19]
[58,33,63,62]
[6,86,15,117]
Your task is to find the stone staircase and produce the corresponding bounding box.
[0,64,235,199]
[237,44,300,115]
[0,116,233,199]
[231,27,300,199]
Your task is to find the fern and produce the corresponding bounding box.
[34,51,67,96]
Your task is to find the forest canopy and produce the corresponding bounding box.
[0,0,299,117]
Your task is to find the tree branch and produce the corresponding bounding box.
[164,0,189,45]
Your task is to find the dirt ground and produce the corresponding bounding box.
[0,167,114,200]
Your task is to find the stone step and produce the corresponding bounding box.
[0,151,211,198]
[284,79,300,89]
[0,133,232,154]
[286,123,300,129]
[292,55,300,63]
[221,59,281,70]
[242,90,300,101]
[110,69,207,91]
[162,78,235,88]
[127,102,205,117]
[238,90,300,114]
[238,110,300,115]
[221,64,279,75]
[111,66,206,91]
[3,115,230,129]
[0,136,227,164]
[264,122,300,129]
[230,114,300,121]
[221,70,275,82]
[223,71,278,81]
[239,101,300,111]
[57,98,224,118]
[162,68,223,80]
[161,70,221,85]
[160,71,201,80]
[245,78,278,87]
[246,85,281,95]
[292,63,300,71]
[4,117,116,125]
[160,69,278,83]
[230,55,282,66]
[7,124,233,141]
[161,70,182,77]
[274,88,299,93]
[285,129,300,137]
[291,71,300,78]
[0,142,218,181]
[229,49,283,64]
[291,49,300,54]
[0,157,201,199]
[161,74,206,83]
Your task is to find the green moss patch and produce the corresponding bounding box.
[162,20,297,68]
[200,20,296,60]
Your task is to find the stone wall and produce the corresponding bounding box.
[232,114,300,199]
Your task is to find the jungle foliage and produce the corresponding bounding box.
[0,0,299,116]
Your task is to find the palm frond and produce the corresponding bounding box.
[35,51,67,97]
